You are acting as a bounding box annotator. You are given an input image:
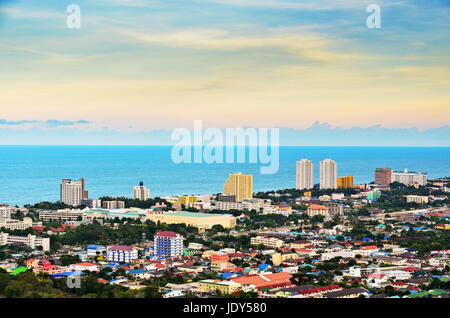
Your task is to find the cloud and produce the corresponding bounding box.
[45,120,92,128]
[0,119,39,125]
[0,121,449,146]
[201,0,405,10]
[119,26,362,62]
[0,119,91,128]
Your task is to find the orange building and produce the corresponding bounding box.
[211,252,229,263]
[337,175,354,189]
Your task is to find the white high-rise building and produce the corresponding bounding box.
[391,168,427,186]
[320,159,337,189]
[60,179,83,206]
[133,181,150,200]
[296,159,314,190]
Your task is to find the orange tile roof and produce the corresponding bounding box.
[308,204,329,210]
[231,272,292,289]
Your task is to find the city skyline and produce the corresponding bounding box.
[0,0,449,145]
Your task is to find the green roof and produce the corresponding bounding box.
[10,266,28,275]
[407,289,447,298]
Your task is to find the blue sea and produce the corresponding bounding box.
[0,146,449,206]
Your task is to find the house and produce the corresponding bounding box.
[163,289,185,298]
[324,287,371,298]
[366,273,390,288]
[127,269,151,279]
[70,262,99,272]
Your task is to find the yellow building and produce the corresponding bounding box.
[178,196,198,205]
[304,191,312,197]
[197,280,241,294]
[337,175,354,189]
[211,261,236,272]
[436,224,450,230]
[272,252,298,266]
[145,211,236,230]
[223,172,253,202]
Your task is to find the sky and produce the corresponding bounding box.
[0,0,449,145]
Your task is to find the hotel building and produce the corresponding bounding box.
[102,200,125,209]
[374,168,392,186]
[154,231,184,258]
[296,159,314,190]
[106,245,139,262]
[391,168,427,186]
[320,159,337,189]
[223,172,253,202]
[60,178,86,206]
[337,175,354,189]
[133,181,150,200]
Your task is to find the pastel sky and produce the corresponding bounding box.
[0,0,449,144]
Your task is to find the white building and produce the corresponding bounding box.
[296,159,314,190]
[70,262,99,272]
[250,236,283,249]
[320,159,337,189]
[133,181,150,200]
[391,168,427,186]
[86,245,106,257]
[102,201,125,210]
[0,204,14,218]
[154,231,184,258]
[405,195,429,204]
[60,178,83,206]
[106,245,139,262]
[0,232,50,251]
[0,217,35,231]
[321,250,356,261]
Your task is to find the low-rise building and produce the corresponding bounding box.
[106,245,138,262]
[250,235,283,249]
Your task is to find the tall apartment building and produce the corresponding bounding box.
[327,203,344,216]
[296,159,314,190]
[391,168,427,186]
[374,168,392,186]
[102,200,125,209]
[223,172,253,202]
[60,178,86,206]
[133,181,150,200]
[154,231,184,258]
[320,159,337,189]
[79,177,89,200]
[337,175,354,189]
[0,204,14,219]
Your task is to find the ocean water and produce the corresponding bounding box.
[0,146,449,206]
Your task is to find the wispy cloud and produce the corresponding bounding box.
[200,0,405,10]
[0,120,449,146]
[0,119,39,125]
[0,119,92,128]
[119,26,364,62]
